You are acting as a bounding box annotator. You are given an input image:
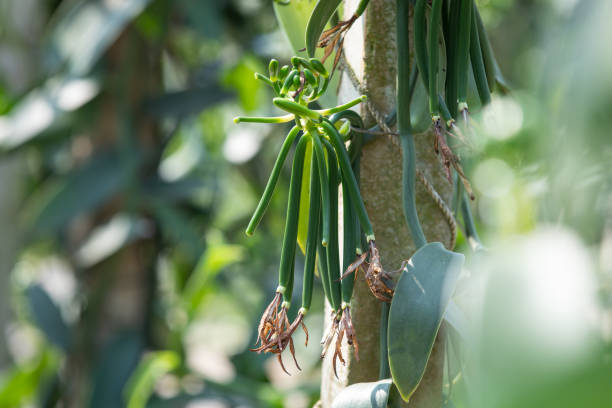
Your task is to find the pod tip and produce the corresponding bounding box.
[233,117,241,124]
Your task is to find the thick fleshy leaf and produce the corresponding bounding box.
[331,379,392,408]
[273,0,318,54]
[444,299,469,341]
[388,242,464,402]
[26,285,71,352]
[305,0,343,58]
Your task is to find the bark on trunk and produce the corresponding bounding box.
[320,0,454,406]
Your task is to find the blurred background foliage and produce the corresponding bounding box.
[0,0,610,407]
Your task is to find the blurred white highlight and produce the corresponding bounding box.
[223,126,263,164]
[482,96,523,141]
[56,78,99,111]
[473,158,514,198]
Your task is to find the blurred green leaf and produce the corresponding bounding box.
[223,56,265,113]
[144,86,233,118]
[151,202,203,261]
[143,175,212,203]
[123,351,179,408]
[305,0,342,58]
[0,76,99,149]
[388,242,464,401]
[89,332,144,408]
[331,379,392,408]
[175,0,223,39]
[26,284,71,352]
[0,349,58,407]
[25,150,139,236]
[182,243,245,314]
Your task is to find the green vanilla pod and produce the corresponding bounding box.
[428,0,444,116]
[246,126,301,236]
[456,0,473,113]
[278,134,310,305]
[414,0,430,90]
[470,2,491,105]
[320,119,375,242]
[301,156,321,313]
[322,137,342,310]
[312,130,331,246]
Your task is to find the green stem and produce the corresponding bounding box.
[461,191,482,251]
[398,0,427,249]
[379,302,390,379]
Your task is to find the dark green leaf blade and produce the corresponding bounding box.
[144,86,233,118]
[26,285,71,352]
[388,242,464,401]
[26,151,139,236]
[305,0,343,57]
[331,379,392,408]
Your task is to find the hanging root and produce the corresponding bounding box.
[364,241,394,302]
[250,293,305,374]
[433,122,475,200]
[320,307,359,379]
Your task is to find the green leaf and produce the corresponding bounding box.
[144,86,233,118]
[151,202,204,262]
[388,242,464,402]
[0,349,58,407]
[25,285,71,352]
[331,379,392,408]
[273,0,318,54]
[89,332,144,408]
[305,0,343,58]
[0,76,100,149]
[25,150,139,236]
[223,56,265,112]
[123,351,180,408]
[296,139,313,254]
[182,243,245,315]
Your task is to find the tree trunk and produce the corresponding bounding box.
[62,27,162,408]
[320,0,454,406]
